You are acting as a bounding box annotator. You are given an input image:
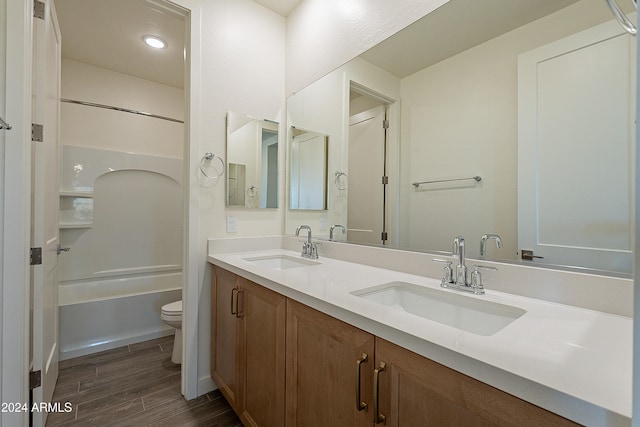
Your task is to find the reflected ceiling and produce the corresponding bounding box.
[360,0,580,78]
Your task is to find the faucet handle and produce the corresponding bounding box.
[309,244,319,259]
[470,265,497,294]
[432,258,453,285]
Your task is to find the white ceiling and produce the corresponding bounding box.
[253,0,302,16]
[55,0,187,88]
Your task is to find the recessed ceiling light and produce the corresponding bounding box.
[143,35,167,49]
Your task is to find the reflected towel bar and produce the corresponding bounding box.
[412,176,482,188]
[60,98,184,123]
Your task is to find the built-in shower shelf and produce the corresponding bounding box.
[60,191,94,229]
[59,222,93,229]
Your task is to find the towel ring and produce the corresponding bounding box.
[335,171,348,191]
[247,185,258,199]
[199,153,225,179]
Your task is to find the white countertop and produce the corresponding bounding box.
[207,248,632,426]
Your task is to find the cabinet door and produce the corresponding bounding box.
[286,299,374,427]
[211,266,243,413]
[240,278,286,427]
[375,338,578,427]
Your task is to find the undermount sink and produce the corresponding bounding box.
[351,281,526,336]
[243,254,320,270]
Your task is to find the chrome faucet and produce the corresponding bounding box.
[295,225,318,259]
[480,234,502,258]
[432,235,497,295]
[452,236,466,286]
[329,224,346,241]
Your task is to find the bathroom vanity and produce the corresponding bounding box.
[208,237,632,426]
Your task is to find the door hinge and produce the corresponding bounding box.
[30,247,42,265]
[32,123,43,142]
[33,0,45,19]
[30,370,42,390]
[381,176,389,185]
[381,232,388,241]
[382,120,389,129]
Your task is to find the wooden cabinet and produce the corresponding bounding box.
[211,266,286,427]
[374,338,578,427]
[285,299,375,427]
[211,265,578,427]
[241,278,286,427]
[211,266,242,412]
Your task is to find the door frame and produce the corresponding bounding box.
[171,0,203,400]
[1,0,205,415]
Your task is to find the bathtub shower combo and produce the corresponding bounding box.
[58,145,183,360]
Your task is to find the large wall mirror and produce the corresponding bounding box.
[284,0,636,276]
[226,111,279,208]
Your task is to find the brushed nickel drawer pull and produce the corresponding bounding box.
[231,288,238,315]
[236,289,244,319]
[356,353,368,411]
[374,361,387,424]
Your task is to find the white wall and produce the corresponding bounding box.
[61,58,184,158]
[399,0,622,259]
[285,0,449,95]
[195,0,286,395]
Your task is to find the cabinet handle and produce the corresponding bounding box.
[356,353,368,411]
[374,361,386,425]
[231,288,238,315]
[236,289,244,319]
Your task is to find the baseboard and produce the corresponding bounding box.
[197,375,218,397]
[59,328,174,360]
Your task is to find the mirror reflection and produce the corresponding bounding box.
[284,0,636,275]
[226,111,279,208]
[289,127,328,210]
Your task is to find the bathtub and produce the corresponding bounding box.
[58,273,182,360]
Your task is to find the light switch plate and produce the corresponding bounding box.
[319,215,327,230]
[226,215,237,233]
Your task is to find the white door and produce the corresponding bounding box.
[518,19,635,273]
[31,0,61,423]
[2,0,35,425]
[348,105,386,245]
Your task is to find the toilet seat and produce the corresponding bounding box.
[161,300,182,316]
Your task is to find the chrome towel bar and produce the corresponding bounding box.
[412,175,481,188]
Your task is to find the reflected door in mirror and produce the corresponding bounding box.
[289,128,328,210]
[518,21,634,273]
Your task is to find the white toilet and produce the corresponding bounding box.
[161,300,182,364]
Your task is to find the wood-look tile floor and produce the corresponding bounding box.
[46,335,243,427]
